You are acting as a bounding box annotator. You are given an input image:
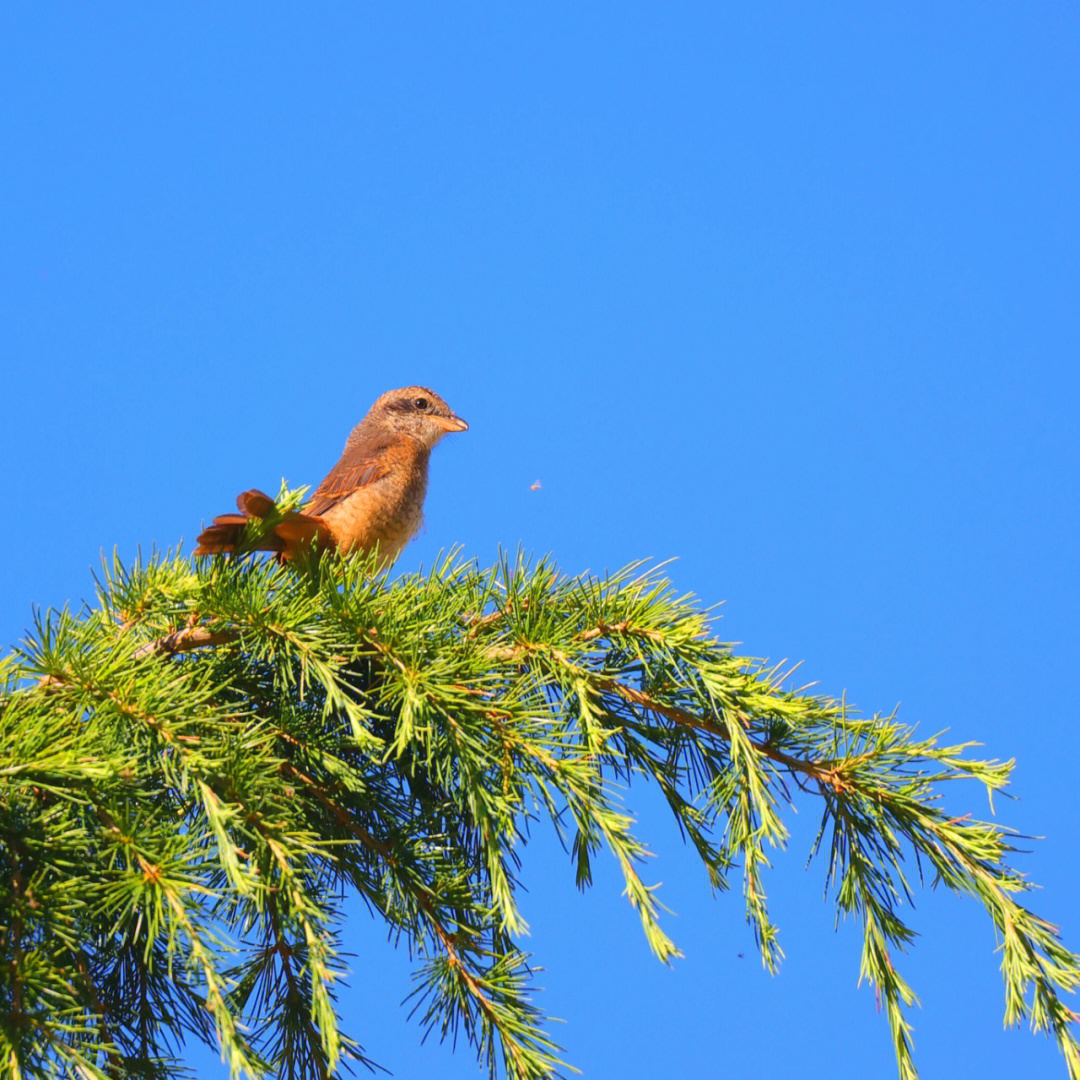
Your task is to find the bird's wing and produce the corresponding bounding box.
[303,437,394,518]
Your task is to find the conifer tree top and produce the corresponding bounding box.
[2,528,1078,1079]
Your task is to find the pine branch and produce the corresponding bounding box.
[1,533,1077,1079]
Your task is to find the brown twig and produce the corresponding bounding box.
[277,759,523,1068]
[477,639,849,790]
[464,599,529,640]
[132,626,240,659]
[579,619,664,643]
[593,676,854,792]
[265,891,331,1080]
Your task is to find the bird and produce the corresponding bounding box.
[193,386,467,567]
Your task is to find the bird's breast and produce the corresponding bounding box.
[321,460,429,565]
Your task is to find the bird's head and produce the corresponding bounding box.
[364,386,469,449]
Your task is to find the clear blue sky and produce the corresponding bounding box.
[3,5,1078,1078]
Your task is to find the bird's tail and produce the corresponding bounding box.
[193,489,330,560]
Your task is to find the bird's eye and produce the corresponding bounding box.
[413,397,430,410]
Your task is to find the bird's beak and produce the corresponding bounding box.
[434,414,469,433]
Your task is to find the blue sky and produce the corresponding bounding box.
[2,5,1078,1077]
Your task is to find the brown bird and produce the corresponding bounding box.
[194,386,467,566]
